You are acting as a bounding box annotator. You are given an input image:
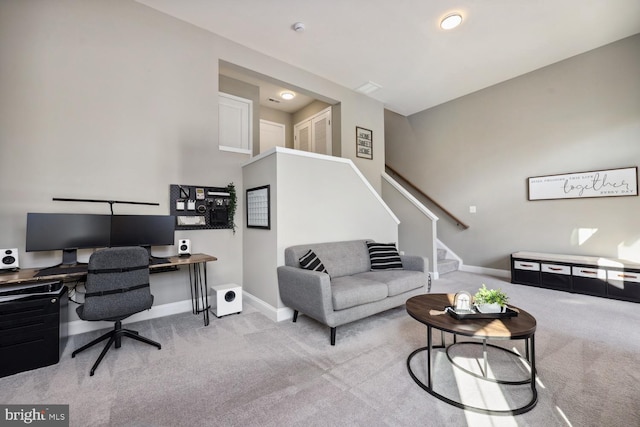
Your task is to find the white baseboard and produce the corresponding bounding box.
[65,291,292,337]
[65,299,194,336]
[459,264,511,279]
[242,291,292,322]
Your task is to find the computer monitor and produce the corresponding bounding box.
[26,213,112,265]
[110,215,175,253]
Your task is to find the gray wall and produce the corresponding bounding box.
[0,0,386,321]
[385,34,640,270]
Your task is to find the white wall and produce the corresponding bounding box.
[242,148,399,318]
[385,34,640,269]
[381,175,437,276]
[0,0,387,324]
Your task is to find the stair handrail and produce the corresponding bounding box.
[385,165,469,230]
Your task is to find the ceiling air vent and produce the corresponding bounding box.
[355,81,382,95]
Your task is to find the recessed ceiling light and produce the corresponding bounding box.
[440,13,462,30]
[280,92,295,100]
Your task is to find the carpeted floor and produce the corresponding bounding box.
[1,271,639,426]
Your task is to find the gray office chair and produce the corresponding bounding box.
[72,246,161,376]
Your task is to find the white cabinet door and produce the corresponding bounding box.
[294,107,331,155]
[219,92,252,154]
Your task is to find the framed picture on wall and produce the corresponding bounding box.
[356,126,373,159]
[246,185,270,229]
[527,166,638,200]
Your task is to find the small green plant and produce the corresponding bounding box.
[473,284,509,307]
[226,182,237,234]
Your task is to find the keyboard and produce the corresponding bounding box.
[34,264,88,277]
[34,258,170,277]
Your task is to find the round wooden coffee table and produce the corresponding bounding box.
[406,293,537,415]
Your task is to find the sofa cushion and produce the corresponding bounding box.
[354,270,425,297]
[330,276,388,310]
[367,242,403,270]
[298,250,329,275]
[285,240,371,277]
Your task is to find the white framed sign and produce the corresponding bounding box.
[528,167,638,201]
[246,185,270,229]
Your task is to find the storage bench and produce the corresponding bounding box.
[511,251,640,303]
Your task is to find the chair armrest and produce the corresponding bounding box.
[401,255,429,273]
[277,266,333,323]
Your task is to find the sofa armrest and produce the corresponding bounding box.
[277,266,334,323]
[401,254,429,273]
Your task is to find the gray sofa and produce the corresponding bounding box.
[277,239,429,345]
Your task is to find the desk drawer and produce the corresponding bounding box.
[572,267,607,296]
[0,327,61,378]
[607,270,640,302]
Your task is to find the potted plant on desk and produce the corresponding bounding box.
[473,284,509,313]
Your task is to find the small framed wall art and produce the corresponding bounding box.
[356,126,373,159]
[246,185,270,229]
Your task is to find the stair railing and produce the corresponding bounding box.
[385,165,469,230]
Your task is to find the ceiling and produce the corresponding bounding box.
[137,0,640,116]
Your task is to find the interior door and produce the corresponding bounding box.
[294,120,312,152]
[260,120,285,153]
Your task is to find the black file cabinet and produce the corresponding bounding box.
[0,281,68,378]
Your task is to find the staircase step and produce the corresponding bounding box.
[438,258,459,275]
[437,248,447,260]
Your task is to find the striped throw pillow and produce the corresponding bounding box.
[299,250,329,274]
[367,242,403,270]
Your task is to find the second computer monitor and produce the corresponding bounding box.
[110,215,175,248]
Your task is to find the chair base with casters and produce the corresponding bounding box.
[72,319,161,376]
[71,246,162,376]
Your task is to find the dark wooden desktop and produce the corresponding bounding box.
[0,253,217,326]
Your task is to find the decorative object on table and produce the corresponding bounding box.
[473,284,509,313]
[453,291,472,312]
[355,126,373,159]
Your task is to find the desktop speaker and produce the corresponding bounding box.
[1,248,19,270]
[178,239,191,256]
[210,284,242,317]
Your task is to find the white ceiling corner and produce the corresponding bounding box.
[136,0,640,116]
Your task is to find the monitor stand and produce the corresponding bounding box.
[34,249,88,277]
[62,248,82,266]
[143,245,170,266]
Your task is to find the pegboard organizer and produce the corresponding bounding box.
[170,184,232,230]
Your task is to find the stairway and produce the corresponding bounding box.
[437,248,459,275]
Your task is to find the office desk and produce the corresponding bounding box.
[0,253,217,326]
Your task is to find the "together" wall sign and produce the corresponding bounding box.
[528,167,638,200]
